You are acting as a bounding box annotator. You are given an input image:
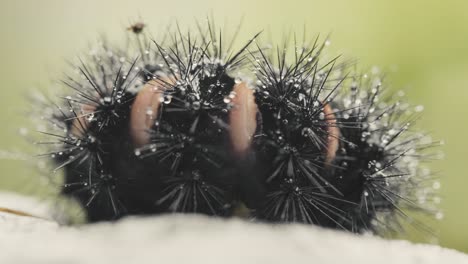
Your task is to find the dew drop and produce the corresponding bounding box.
[87,113,95,122]
[414,105,424,112]
[18,127,28,136]
[318,112,325,120]
[146,108,154,116]
[301,127,313,137]
[192,101,200,110]
[298,93,305,101]
[163,95,172,104]
[150,144,157,152]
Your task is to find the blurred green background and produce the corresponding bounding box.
[0,0,467,253]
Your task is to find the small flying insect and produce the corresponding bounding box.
[127,22,145,34]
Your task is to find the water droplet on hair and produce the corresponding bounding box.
[18,128,28,136]
[414,105,424,112]
[87,113,95,122]
[163,95,172,104]
[302,127,313,137]
[319,112,325,120]
[146,108,153,116]
[192,101,200,110]
[103,96,111,104]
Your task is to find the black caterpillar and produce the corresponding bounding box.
[33,21,441,235]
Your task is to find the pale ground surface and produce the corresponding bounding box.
[0,191,467,264]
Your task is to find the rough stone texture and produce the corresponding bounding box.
[0,192,467,264]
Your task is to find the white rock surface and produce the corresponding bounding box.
[0,192,467,264]
[0,191,54,218]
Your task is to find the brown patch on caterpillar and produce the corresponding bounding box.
[323,103,340,165]
[130,78,173,147]
[229,82,258,156]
